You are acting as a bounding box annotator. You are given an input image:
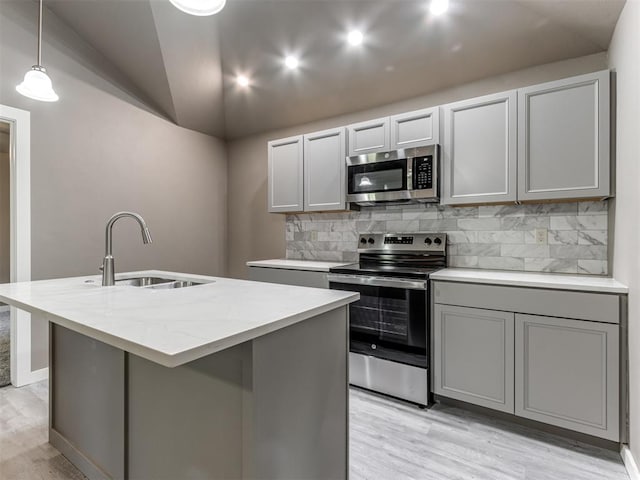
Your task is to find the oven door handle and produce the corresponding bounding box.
[327,274,427,290]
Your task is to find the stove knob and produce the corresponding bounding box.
[424,238,432,245]
[360,238,367,245]
[434,237,442,245]
[368,237,375,245]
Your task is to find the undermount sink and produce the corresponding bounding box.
[114,275,210,289]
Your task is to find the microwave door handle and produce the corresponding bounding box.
[327,274,427,290]
[406,157,414,190]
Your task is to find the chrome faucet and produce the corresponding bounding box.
[101,212,153,286]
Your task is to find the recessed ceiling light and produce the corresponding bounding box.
[347,30,364,46]
[430,0,449,16]
[236,75,250,87]
[284,55,300,70]
[169,0,226,16]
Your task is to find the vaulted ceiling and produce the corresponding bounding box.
[46,0,625,140]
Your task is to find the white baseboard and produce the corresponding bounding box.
[622,445,640,480]
[15,367,49,387]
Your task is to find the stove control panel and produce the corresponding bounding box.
[357,233,447,252]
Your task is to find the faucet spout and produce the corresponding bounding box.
[102,212,152,286]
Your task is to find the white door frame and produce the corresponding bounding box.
[0,104,44,387]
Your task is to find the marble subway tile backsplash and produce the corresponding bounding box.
[286,201,609,275]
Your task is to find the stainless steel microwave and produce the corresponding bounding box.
[345,145,439,206]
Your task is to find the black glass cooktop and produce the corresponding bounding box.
[329,262,444,280]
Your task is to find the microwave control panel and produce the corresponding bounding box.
[413,156,433,190]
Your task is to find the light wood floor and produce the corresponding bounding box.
[0,381,629,480]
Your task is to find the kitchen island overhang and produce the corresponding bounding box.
[0,271,359,480]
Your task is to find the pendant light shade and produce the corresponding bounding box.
[16,66,59,102]
[169,0,226,16]
[16,0,59,102]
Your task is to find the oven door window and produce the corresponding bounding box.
[378,287,425,349]
[329,282,426,350]
[348,159,407,195]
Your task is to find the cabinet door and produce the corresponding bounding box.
[268,135,303,213]
[390,107,440,149]
[442,91,517,205]
[347,117,390,156]
[518,70,610,201]
[304,127,346,211]
[51,325,125,479]
[515,314,619,440]
[433,305,515,413]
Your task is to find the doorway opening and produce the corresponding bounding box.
[0,104,38,388]
[0,121,9,387]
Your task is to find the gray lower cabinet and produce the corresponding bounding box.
[442,90,517,205]
[433,304,515,413]
[303,127,346,211]
[515,314,619,441]
[268,135,304,212]
[433,280,622,441]
[518,70,610,201]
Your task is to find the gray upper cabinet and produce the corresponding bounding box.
[433,304,515,413]
[442,91,517,205]
[515,314,619,441]
[347,117,390,156]
[268,135,304,213]
[518,70,610,201]
[304,127,346,211]
[389,107,440,150]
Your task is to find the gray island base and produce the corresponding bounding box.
[52,306,348,480]
[0,271,358,480]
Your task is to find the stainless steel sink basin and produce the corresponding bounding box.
[114,276,210,289]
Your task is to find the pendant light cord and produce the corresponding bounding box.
[37,0,43,66]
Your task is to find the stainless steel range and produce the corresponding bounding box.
[327,233,446,406]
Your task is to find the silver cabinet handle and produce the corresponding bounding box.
[327,274,427,290]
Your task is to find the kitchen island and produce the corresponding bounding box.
[0,271,359,480]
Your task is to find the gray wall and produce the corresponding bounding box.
[227,52,608,279]
[608,0,640,467]
[1,1,228,371]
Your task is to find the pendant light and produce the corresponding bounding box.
[169,0,226,16]
[16,0,59,102]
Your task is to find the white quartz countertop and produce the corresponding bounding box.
[0,270,359,367]
[246,259,354,272]
[430,268,628,294]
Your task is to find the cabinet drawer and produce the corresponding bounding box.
[248,267,328,289]
[433,281,619,324]
[515,314,619,440]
